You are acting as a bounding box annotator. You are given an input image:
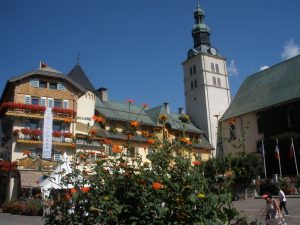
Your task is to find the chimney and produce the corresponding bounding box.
[163,102,170,114]
[178,107,184,114]
[97,87,108,102]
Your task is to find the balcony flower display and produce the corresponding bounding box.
[92,115,104,123]
[63,132,72,138]
[31,129,43,137]
[21,128,31,135]
[52,107,76,116]
[13,129,20,135]
[52,131,62,137]
[0,102,46,114]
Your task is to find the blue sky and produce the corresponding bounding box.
[1,0,300,112]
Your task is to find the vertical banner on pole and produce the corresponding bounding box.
[42,108,53,159]
[261,139,267,178]
[275,138,282,177]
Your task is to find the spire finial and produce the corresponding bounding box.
[197,0,200,8]
[76,53,80,65]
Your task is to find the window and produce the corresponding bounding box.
[57,83,66,91]
[39,81,47,88]
[211,63,215,72]
[189,67,193,76]
[193,65,196,74]
[212,77,216,86]
[24,95,31,104]
[63,100,69,109]
[48,98,54,108]
[31,97,39,105]
[217,78,221,87]
[54,99,62,108]
[53,151,62,161]
[194,79,198,88]
[215,64,219,73]
[49,83,57,90]
[191,81,194,89]
[41,97,47,107]
[30,79,39,88]
[53,122,62,131]
[128,147,137,158]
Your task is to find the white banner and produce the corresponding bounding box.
[42,108,53,159]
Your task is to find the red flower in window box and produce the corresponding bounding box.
[63,132,72,138]
[52,107,76,116]
[13,129,20,135]
[92,115,104,123]
[89,129,97,135]
[103,138,112,145]
[21,128,31,135]
[52,131,62,137]
[31,129,43,136]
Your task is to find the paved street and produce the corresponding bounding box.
[233,198,300,225]
[0,198,299,225]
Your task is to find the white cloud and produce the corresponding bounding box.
[227,60,238,76]
[281,39,300,60]
[260,65,269,71]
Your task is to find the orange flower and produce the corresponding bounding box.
[127,134,133,139]
[89,129,97,135]
[130,121,139,127]
[112,145,122,153]
[89,151,96,155]
[22,150,32,156]
[147,138,155,145]
[103,138,112,144]
[127,99,135,103]
[180,138,189,143]
[70,188,77,194]
[71,143,76,149]
[142,103,149,108]
[152,182,163,190]
[92,115,104,123]
[81,187,90,193]
[192,160,201,166]
[64,118,72,123]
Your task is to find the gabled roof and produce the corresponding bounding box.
[95,98,205,134]
[1,69,86,104]
[222,55,300,120]
[95,99,156,126]
[67,64,96,92]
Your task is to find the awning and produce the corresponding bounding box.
[19,170,44,188]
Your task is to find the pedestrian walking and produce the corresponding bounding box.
[278,189,289,216]
[262,194,287,225]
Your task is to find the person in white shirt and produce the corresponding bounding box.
[279,189,289,216]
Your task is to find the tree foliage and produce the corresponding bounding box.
[44,142,243,225]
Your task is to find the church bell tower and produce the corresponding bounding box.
[182,4,231,155]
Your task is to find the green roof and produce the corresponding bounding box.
[95,98,205,134]
[222,55,300,120]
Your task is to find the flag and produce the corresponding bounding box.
[39,61,48,69]
[275,144,280,160]
[289,141,295,160]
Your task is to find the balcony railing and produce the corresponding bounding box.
[0,102,76,120]
[14,131,75,148]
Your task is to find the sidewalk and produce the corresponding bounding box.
[0,213,44,225]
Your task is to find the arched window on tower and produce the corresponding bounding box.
[193,65,196,74]
[215,64,219,73]
[211,63,215,72]
[217,77,221,87]
[190,67,193,76]
[194,79,198,88]
[212,77,216,86]
[191,80,194,89]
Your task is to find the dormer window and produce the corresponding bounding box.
[39,81,47,88]
[49,83,57,90]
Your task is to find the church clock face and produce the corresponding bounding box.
[209,47,217,55]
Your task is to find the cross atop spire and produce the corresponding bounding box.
[76,53,80,65]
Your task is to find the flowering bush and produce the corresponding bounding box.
[44,141,244,225]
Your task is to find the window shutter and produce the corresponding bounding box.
[48,98,54,108]
[24,95,31,104]
[54,152,62,161]
[63,100,69,109]
[30,79,39,88]
[41,97,46,106]
[57,83,66,91]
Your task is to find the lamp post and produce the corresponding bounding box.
[213,114,221,156]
